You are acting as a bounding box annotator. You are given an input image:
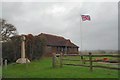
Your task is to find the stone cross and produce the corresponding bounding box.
[16,35,30,64]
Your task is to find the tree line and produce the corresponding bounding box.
[1,19,46,63]
[2,34,47,63]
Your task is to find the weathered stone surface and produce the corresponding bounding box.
[16,35,30,64]
[16,58,30,64]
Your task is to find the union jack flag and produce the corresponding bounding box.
[81,15,91,21]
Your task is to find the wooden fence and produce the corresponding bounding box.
[52,52,120,71]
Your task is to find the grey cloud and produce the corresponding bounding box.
[2,2,118,50]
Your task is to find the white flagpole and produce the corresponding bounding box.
[80,14,91,54]
[80,14,83,54]
[80,14,85,64]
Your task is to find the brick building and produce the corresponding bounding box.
[38,33,79,56]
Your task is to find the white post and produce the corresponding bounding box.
[5,59,7,69]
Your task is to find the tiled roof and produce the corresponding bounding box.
[38,33,79,48]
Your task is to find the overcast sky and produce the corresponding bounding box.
[1,1,118,50]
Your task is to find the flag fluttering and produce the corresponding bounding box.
[81,15,91,21]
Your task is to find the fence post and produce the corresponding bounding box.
[60,53,63,68]
[5,59,7,69]
[52,53,56,68]
[89,52,93,71]
[81,56,85,64]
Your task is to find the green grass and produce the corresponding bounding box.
[0,66,2,77]
[2,57,119,78]
[63,56,119,68]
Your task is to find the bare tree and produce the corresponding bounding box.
[0,19,17,42]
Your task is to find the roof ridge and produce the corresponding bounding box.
[41,33,65,39]
[38,33,79,48]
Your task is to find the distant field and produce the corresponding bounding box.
[2,57,119,78]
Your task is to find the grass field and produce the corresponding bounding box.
[62,56,119,68]
[2,57,119,78]
[0,66,2,78]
